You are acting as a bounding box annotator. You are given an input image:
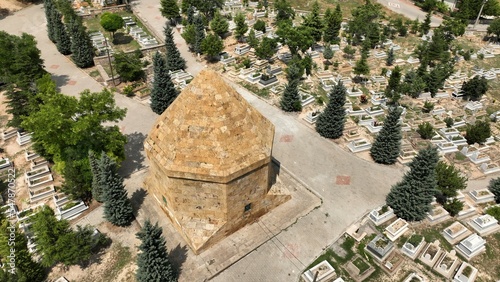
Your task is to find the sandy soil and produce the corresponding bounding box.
[0,0,27,15]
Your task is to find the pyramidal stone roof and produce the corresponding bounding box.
[144,69,274,183]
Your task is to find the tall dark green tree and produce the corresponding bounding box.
[69,19,95,68]
[401,70,426,98]
[234,12,248,42]
[315,81,346,139]
[353,55,370,78]
[386,47,394,66]
[247,28,259,49]
[488,177,500,203]
[386,146,439,221]
[274,0,295,23]
[323,44,334,64]
[465,120,491,145]
[302,1,323,42]
[201,33,224,61]
[89,150,104,202]
[100,152,134,226]
[210,10,229,38]
[370,107,402,164]
[435,161,467,204]
[151,51,178,114]
[193,15,205,54]
[0,32,46,128]
[385,66,402,103]
[44,0,57,43]
[323,4,342,43]
[280,79,301,112]
[421,11,432,35]
[54,11,72,55]
[160,0,180,23]
[164,24,186,71]
[461,75,488,101]
[136,220,177,282]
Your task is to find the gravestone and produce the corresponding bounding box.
[455,234,486,261]
[419,240,443,268]
[468,214,500,236]
[443,221,473,245]
[301,260,336,282]
[365,235,394,262]
[453,262,478,282]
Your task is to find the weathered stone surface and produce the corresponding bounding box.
[144,70,290,254]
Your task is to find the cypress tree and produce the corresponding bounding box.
[44,0,57,43]
[151,51,178,114]
[186,6,195,25]
[315,81,346,139]
[386,146,439,221]
[54,11,72,55]
[370,107,403,164]
[193,15,205,54]
[89,150,104,202]
[488,177,500,203]
[280,79,302,112]
[386,47,394,66]
[164,24,186,71]
[69,19,95,68]
[136,220,177,282]
[100,152,134,226]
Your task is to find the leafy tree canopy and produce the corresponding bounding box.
[100,12,124,38]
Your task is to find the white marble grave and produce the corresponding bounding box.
[385,218,409,241]
[455,234,486,261]
[468,214,500,236]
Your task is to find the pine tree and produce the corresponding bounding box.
[136,220,177,282]
[69,19,95,68]
[100,152,134,226]
[421,11,432,36]
[201,33,224,61]
[386,146,439,221]
[488,177,500,203]
[385,66,402,103]
[44,0,57,43]
[323,4,342,43]
[164,24,186,71]
[160,0,180,23]
[234,12,248,42]
[210,10,229,38]
[54,11,72,55]
[386,47,394,66]
[280,79,302,112]
[247,28,259,48]
[353,55,369,77]
[323,44,334,64]
[370,107,403,164]
[186,6,195,25]
[151,51,178,114]
[193,15,205,54]
[302,1,323,42]
[315,81,346,139]
[89,150,104,202]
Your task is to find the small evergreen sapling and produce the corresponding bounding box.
[280,79,302,112]
[370,107,403,164]
[315,81,347,139]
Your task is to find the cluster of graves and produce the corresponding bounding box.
[123,16,158,48]
[0,128,89,261]
[89,31,110,56]
[302,188,500,281]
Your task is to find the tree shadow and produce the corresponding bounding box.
[119,132,146,177]
[169,244,188,277]
[51,74,70,92]
[0,8,10,20]
[113,32,133,45]
[130,188,147,216]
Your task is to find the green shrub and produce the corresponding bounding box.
[417,122,434,139]
[486,206,500,221]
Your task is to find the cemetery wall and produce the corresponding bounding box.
[80,4,128,19]
[92,44,166,66]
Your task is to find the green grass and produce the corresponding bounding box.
[420,223,453,252]
[353,257,370,273]
[239,82,270,98]
[89,70,100,77]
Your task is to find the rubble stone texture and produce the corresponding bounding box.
[144,69,290,254]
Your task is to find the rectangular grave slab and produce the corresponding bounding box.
[401,236,425,260]
[427,203,451,225]
[385,218,409,241]
[433,250,461,279]
[468,214,500,236]
[455,234,486,261]
[453,262,478,282]
[302,260,336,282]
[347,138,372,153]
[419,241,443,268]
[303,111,321,124]
[443,222,473,245]
[369,205,396,226]
[468,189,495,204]
[480,162,500,174]
[366,235,394,262]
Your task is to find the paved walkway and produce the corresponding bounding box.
[0,3,496,282]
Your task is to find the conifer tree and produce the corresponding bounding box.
[193,15,205,54]
[234,12,248,42]
[69,19,95,68]
[210,10,229,38]
[164,24,186,71]
[488,177,500,203]
[386,47,394,66]
[421,11,432,36]
[136,220,177,282]
[323,44,334,64]
[280,79,301,112]
[54,11,72,55]
[370,107,402,164]
[247,28,259,48]
[89,150,104,202]
[323,4,342,43]
[44,0,57,43]
[386,146,439,221]
[160,0,180,24]
[186,6,195,25]
[315,81,346,139]
[100,152,134,226]
[151,51,178,114]
[302,1,323,42]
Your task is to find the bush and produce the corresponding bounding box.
[123,85,135,97]
[422,101,434,113]
[444,117,454,127]
[486,206,500,221]
[408,234,423,247]
[113,51,145,82]
[417,122,434,139]
[443,198,463,216]
[465,120,491,144]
